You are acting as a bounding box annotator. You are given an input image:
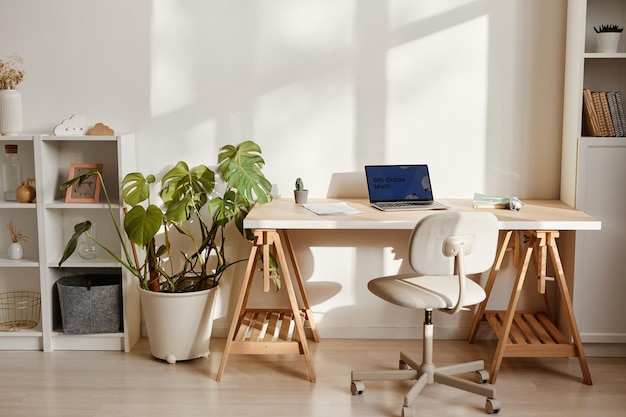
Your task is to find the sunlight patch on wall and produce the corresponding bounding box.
[150,1,204,118]
[389,0,478,31]
[256,71,354,195]
[255,0,353,77]
[385,15,488,197]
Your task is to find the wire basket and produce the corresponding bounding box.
[0,291,41,332]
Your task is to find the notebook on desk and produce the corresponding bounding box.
[364,164,448,211]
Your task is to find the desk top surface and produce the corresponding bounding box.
[244,198,601,231]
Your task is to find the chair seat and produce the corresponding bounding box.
[368,273,486,310]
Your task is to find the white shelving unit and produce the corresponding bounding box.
[562,0,626,356]
[0,133,140,352]
[0,136,40,349]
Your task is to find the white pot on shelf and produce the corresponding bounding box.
[596,32,621,53]
[8,242,23,260]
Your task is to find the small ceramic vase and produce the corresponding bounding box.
[8,242,23,260]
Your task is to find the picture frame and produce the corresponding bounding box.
[65,163,103,203]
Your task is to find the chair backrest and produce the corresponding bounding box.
[408,211,499,276]
[326,171,368,198]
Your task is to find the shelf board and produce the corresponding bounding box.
[41,135,121,142]
[0,253,39,267]
[44,200,120,209]
[584,52,626,59]
[0,201,36,209]
[48,257,121,268]
[0,328,42,337]
[51,331,125,351]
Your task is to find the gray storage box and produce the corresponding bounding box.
[57,275,121,334]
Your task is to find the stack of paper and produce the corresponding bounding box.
[303,202,363,215]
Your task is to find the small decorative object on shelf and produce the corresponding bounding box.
[87,122,115,136]
[0,54,25,136]
[77,222,100,260]
[15,178,36,203]
[53,114,90,136]
[64,163,102,203]
[594,24,623,53]
[294,177,308,204]
[2,144,21,201]
[7,221,27,260]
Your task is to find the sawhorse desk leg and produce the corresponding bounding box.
[217,229,319,382]
[469,230,592,385]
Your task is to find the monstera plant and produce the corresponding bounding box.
[59,140,273,292]
[58,140,274,363]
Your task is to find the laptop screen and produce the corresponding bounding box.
[364,165,434,203]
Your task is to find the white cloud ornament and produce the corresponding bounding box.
[54,114,90,136]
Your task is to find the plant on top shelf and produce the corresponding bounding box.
[594,24,624,33]
[0,53,25,90]
[58,140,273,293]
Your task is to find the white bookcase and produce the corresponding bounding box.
[0,133,140,352]
[562,0,626,356]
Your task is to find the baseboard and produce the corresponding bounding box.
[143,324,626,357]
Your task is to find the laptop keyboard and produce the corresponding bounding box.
[377,201,432,208]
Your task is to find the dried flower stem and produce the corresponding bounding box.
[7,221,28,243]
[0,54,25,90]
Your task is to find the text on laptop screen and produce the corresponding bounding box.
[365,165,433,202]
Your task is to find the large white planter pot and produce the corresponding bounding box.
[139,285,218,364]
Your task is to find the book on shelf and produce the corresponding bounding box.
[607,92,624,137]
[599,92,615,136]
[582,89,601,137]
[583,89,626,137]
[615,91,626,136]
[591,92,609,136]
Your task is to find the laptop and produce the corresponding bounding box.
[364,165,448,211]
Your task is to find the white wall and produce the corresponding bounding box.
[1,0,568,338]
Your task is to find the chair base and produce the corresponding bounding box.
[351,318,501,416]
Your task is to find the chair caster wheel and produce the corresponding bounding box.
[486,398,501,414]
[475,369,489,384]
[401,405,416,417]
[399,359,411,370]
[351,380,365,395]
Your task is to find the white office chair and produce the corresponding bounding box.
[351,211,501,417]
[326,171,368,198]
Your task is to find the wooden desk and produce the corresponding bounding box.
[216,198,600,384]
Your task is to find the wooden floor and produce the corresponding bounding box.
[1,337,625,417]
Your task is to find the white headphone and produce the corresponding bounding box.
[509,196,523,211]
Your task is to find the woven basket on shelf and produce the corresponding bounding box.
[0,291,41,332]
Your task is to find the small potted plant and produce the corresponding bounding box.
[594,24,623,53]
[294,177,308,204]
[7,221,27,260]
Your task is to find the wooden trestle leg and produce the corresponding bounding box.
[469,230,592,385]
[216,229,318,382]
